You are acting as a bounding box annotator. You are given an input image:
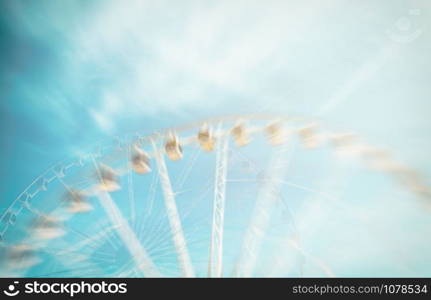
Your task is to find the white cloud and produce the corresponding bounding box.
[69,0,333,121]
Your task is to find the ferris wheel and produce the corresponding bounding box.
[0,114,429,278]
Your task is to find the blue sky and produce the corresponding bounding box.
[0,0,430,276]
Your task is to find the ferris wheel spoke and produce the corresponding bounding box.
[208,130,229,277]
[145,172,159,218]
[151,141,195,277]
[40,245,108,276]
[54,225,119,264]
[139,212,171,248]
[91,156,161,277]
[234,143,291,277]
[127,144,137,222]
[174,146,201,190]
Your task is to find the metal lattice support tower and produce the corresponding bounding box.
[152,141,195,277]
[234,143,290,277]
[208,132,229,277]
[91,157,161,277]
